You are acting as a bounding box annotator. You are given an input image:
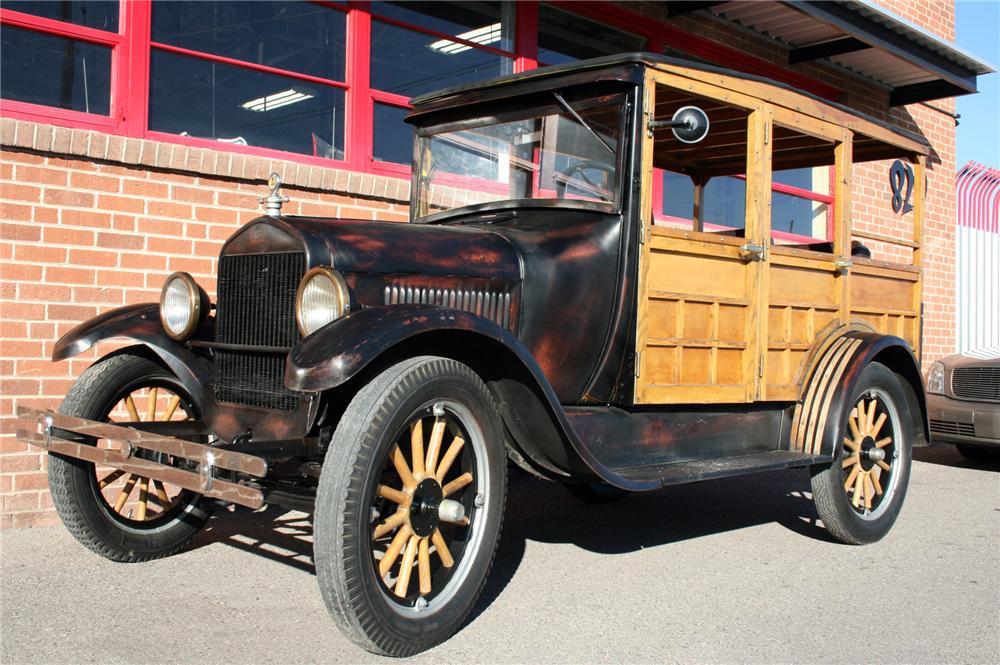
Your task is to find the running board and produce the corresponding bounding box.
[612,450,830,488]
[15,406,267,509]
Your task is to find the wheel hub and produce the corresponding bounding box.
[859,436,877,471]
[408,477,443,538]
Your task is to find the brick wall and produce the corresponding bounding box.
[0,0,959,528]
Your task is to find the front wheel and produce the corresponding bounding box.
[48,352,210,562]
[810,362,913,545]
[314,357,507,657]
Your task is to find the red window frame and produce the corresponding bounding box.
[0,0,843,182]
[651,168,837,243]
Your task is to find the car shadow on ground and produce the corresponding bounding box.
[914,443,999,471]
[186,462,834,630]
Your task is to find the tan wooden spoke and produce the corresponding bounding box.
[372,411,474,601]
[102,388,188,519]
[842,396,892,512]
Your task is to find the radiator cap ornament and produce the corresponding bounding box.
[259,172,289,217]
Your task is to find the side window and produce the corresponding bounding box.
[650,83,751,238]
[769,123,836,251]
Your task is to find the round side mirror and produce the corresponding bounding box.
[671,106,710,144]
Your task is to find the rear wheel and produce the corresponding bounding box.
[48,352,209,562]
[314,357,506,657]
[810,362,912,545]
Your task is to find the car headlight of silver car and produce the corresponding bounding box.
[296,266,350,336]
[159,272,207,341]
[926,361,946,394]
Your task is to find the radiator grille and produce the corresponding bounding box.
[952,366,1000,402]
[929,420,976,437]
[214,252,305,410]
[384,285,512,329]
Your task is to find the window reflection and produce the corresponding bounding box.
[1,26,111,115]
[3,1,118,32]
[152,2,346,82]
[149,50,344,159]
[373,104,413,164]
[538,5,644,65]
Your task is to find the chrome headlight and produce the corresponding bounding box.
[159,272,206,341]
[295,267,350,336]
[926,361,946,394]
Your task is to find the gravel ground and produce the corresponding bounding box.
[1,444,997,664]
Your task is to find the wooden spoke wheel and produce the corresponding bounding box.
[370,406,479,604]
[47,352,210,562]
[840,390,901,519]
[810,362,913,545]
[93,384,193,525]
[314,357,506,657]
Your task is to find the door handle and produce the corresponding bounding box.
[739,243,766,262]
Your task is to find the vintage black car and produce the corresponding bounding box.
[18,54,931,656]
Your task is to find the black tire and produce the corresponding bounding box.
[810,362,914,545]
[314,356,507,657]
[955,444,999,463]
[48,352,209,562]
[563,481,631,503]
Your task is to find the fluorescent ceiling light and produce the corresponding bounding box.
[242,88,314,112]
[429,23,501,55]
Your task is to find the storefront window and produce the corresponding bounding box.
[373,103,412,165]
[148,1,347,160]
[0,26,111,116]
[3,0,118,32]
[537,5,644,65]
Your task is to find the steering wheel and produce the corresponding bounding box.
[555,160,616,201]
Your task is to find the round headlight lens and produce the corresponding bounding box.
[296,267,350,336]
[926,361,946,394]
[160,272,202,340]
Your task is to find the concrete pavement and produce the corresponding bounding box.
[2,445,997,664]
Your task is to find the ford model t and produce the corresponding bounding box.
[18,54,929,656]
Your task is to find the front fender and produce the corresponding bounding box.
[52,303,212,406]
[286,305,663,491]
[286,305,538,393]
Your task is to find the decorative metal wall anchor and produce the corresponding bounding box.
[888,159,914,214]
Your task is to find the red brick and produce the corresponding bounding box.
[48,304,97,321]
[146,200,193,219]
[43,226,95,246]
[0,223,41,242]
[68,249,118,266]
[0,183,42,202]
[0,202,32,220]
[43,189,95,207]
[0,454,42,473]
[70,172,120,193]
[97,232,145,250]
[97,194,145,213]
[60,209,111,228]
[15,165,67,186]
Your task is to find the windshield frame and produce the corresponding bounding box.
[410,89,630,224]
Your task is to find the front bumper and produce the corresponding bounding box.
[926,393,1000,447]
[15,406,268,508]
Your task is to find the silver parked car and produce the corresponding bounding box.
[926,350,1000,460]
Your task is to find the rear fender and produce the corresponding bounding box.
[52,303,213,407]
[790,331,928,458]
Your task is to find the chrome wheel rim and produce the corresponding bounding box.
[842,387,903,521]
[368,400,490,617]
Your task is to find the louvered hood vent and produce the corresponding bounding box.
[384,285,513,329]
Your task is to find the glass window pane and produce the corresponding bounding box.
[662,170,694,220]
[149,49,344,160]
[772,192,829,241]
[3,1,118,32]
[702,176,746,232]
[373,103,413,165]
[152,1,346,82]
[0,26,111,115]
[371,19,509,97]
[371,1,508,51]
[538,6,645,65]
[415,94,625,217]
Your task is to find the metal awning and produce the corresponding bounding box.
[672,0,995,105]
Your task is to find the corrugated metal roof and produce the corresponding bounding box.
[705,0,994,104]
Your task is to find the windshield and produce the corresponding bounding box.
[413,92,625,221]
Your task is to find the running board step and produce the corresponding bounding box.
[15,406,267,509]
[613,450,831,488]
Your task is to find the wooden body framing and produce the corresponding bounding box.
[634,63,927,405]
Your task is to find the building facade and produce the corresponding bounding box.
[0,0,991,528]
